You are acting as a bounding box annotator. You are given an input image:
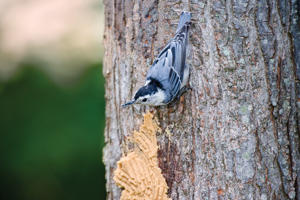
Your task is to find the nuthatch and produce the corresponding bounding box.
[123,11,191,107]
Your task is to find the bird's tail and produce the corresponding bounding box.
[176,11,191,33]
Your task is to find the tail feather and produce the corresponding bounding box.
[176,11,191,33]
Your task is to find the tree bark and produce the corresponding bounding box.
[103,0,300,199]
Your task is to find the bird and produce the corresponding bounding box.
[123,11,191,107]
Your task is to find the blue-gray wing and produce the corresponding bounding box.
[156,25,189,80]
[146,18,190,103]
[147,52,182,103]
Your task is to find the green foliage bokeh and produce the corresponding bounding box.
[0,63,106,199]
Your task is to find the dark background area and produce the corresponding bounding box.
[0,62,106,199]
[0,0,106,199]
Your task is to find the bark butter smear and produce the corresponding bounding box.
[113,112,170,200]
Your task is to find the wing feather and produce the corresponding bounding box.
[146,20,190,103]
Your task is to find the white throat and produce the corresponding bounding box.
[149,88,166,105]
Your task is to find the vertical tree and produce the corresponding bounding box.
[103,0,300,199]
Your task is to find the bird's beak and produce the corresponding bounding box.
[122,100,136,107]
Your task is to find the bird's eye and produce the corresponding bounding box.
[142,98,147,102]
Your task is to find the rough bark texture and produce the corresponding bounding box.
[103,0,300,199]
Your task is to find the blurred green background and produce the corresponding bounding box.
[0,0,106,199]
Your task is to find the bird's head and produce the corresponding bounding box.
[122,79,166,107]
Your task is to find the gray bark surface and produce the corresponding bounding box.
[102,0,300,199]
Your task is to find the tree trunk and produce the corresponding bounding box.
[102,0,300,199]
